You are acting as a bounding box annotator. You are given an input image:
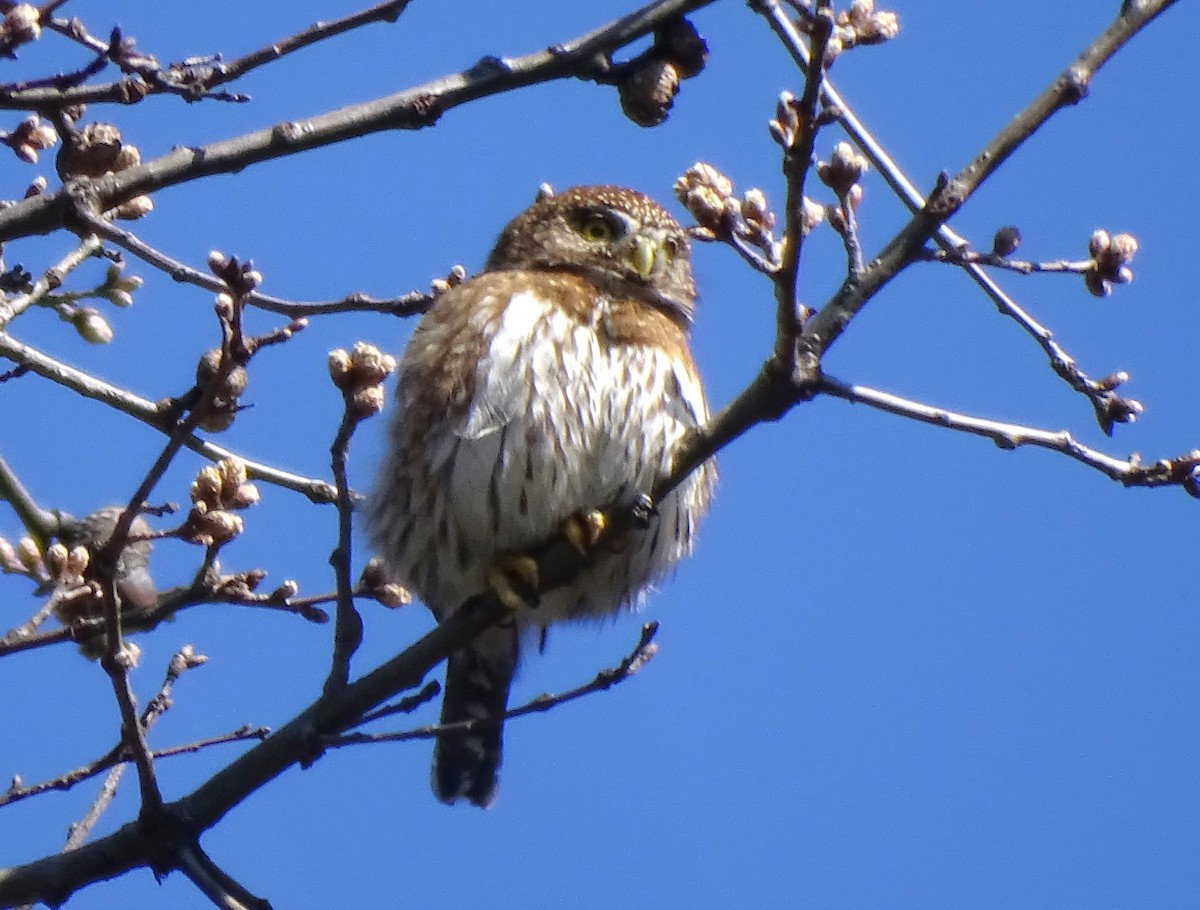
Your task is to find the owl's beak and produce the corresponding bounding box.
[628,234,663,280]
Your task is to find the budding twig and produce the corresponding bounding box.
[323,343,397,694]
[0,233,103,329]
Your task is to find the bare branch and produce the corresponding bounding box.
[205,0,417,92]
[323,344,397,694]
[0,233,102,328]
[766,0,1177,431]
[79,212,434,319]
[3,726,267,810]
[332,623,660,748]
[323,405,366,695]
[753,0,833,378]
[0,453,57,546]
[0,332,339,502]
[1,1,416,111]
[2,646,214,810]
[0,0,719,242]
[176,842,271,910]
[816,375,1200,489]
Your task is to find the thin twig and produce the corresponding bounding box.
[0,566,329,659]
[92,284,274,819]
[323,407,369,695]
[4,0,416,111]
[761,0,1174,431]
[837,193,864,277]
[331,623,659,747]
[0,234,102,329]
[79,211,433,319]
[919,247,1095,276]
[202,0,416,93]
[176,841,271,910]
[62,764,123,852]
[353,680,441,727]
[2,596,57,643]
[753,0,833,378]
[0,331,339,502]
[816,375,1200,488]
[3,726,267,809]
[0,453,58,546]
[60,646,206,848]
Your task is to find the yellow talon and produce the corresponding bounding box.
[562,509,607,556]
[488,555,540,610]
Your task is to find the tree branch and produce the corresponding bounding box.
[763,0,1178,430]
[0,0,718,243]
[0,332,339,502]
[816,375,1200,489]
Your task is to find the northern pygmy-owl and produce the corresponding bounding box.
[367,185,714,806]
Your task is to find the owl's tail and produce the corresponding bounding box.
[432,625,519,807]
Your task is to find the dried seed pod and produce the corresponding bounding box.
[658,17,707,79]
[618,58,680,128]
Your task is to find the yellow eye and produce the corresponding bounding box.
[580,215,615,243]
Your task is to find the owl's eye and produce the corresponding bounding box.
[579,213,618,243]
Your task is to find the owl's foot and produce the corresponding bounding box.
[488,555,540,610]
[561,509,607,556]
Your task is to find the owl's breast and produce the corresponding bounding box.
[370,274,713,623]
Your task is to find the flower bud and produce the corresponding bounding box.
[375,582,412,608]
[218,456,248,492]
[351,384,386,418]
[740,188,772,229]
[0,536,17,571]
[3,5,41,44]
[349,342,396,386]
[818,141,868,196]
[673,163,734,233]
[73,308,113,344]
[66,546,90,576]
[16,536,41,572]
[270,579,300,601]
[191,465,223,507]
[44,542,68,578]
[328,348,353,389]
[111,194,153,220]
[1108,233,1138,264]
[800,197,826,234]
[1088,229,1110,260]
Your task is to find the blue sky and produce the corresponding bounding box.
[3,1,1199,908]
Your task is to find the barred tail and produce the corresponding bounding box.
[432,626,518,807]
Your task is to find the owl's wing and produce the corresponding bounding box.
[456,290,546,441]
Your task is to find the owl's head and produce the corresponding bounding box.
[485,185,696,324]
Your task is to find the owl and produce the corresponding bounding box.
[367,185,714,807]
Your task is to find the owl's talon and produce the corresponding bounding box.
[561,509,607,556]
[488,555,540,609]
[627,492,656,529]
